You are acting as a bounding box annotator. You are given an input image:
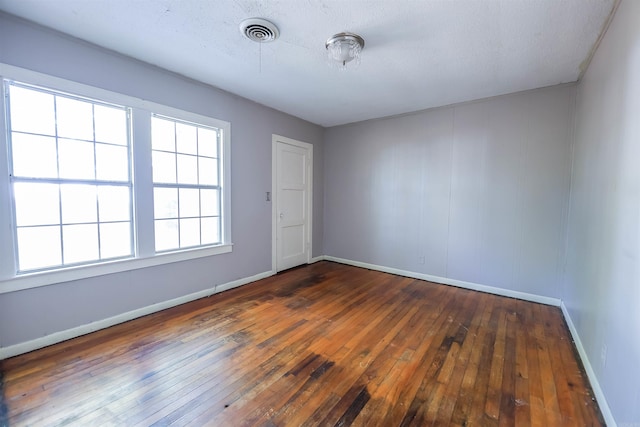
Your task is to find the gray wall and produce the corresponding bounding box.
[324,85,575,299]
[3,6,638,424]
[565,0,640,424]
[0,13,324,348]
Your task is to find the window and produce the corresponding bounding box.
[0,73,231,287]
[151,115,222,252]
[7,82,133,272]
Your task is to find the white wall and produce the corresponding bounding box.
[324,85,575,300]
[565,0,640,424]
[0,13,324,351]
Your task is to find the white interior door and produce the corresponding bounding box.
[272,135,312,272]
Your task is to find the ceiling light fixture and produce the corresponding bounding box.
[325,32,365,70]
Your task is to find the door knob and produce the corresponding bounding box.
[279,212,284,219]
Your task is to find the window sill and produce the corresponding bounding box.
[0,244,233,294]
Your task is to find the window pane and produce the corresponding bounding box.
[9,85,56,136]
[200,189,219,216]
[56,96,94,141]
[179,188,199,218]
[11,133,58,178]
[63,224,99,264]
[98,186,131,222]
[176,122,197,155]
[95,105,127,146]
[17,225,61,271]
[201,217,220,245]
[96,143,129,181]
[61,184,97,224]
[151,116,225,251]
[5,84,230,272]
[151,117,175,152]
[14,182,60,226]
[177,154,198,185]
[152,151,176,184]
[154,187,178,219]
[198,157,218,186]
[155,219,179,252]
[58,139,95,180]
[197,127,217,158]
[179,218,200,248]
[100,222,131,259]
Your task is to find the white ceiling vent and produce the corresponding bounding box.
[240,18,279,43]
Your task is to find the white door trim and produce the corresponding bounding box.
[272,134,313,274]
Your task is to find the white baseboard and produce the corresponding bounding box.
[0,270,273,360]
[561,302,616,427]
[215,271,273,293]
[309,256,326,264]
[324,256,561,306]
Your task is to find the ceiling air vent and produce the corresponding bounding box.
[240,18,279,43]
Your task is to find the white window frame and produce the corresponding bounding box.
[0,64,232,294]
[150,114,224,252]
[6,81,136,272]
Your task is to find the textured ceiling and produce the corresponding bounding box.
[0,0,616,127]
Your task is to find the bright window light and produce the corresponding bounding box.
[1,76,231,285]
[151,115,222,252]
[6,82,133,272]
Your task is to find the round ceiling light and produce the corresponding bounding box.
[326,32,365,69]
[240,18,280,43]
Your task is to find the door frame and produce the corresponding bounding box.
[271,134,313,274]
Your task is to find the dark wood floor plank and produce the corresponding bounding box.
[462,299,501,427]
[513,300,532,427]
[12,301,279,425]
[431,288,489,427]
[522,297,547,427]
[388,288,478,425]
[398,286,479,426]
[0,261,604,426]
[549,309,604,426]
[449,292,494,426]
[133,313,327,426]
[6,295,273,414]
[532,303,563,426]
[485,306,508,422]
[141,268,392,422]
[266,299,421,426]
[350,281,455,425]
[543,308,577,426]
[313,285,421,425]
[281,283,456,425]
[498,301,518,427]
[265,277,418,426]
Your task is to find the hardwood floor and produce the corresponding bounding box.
[0,261,604,426]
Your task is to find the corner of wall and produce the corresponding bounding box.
[559,85,580,303]
[560,301,617,427]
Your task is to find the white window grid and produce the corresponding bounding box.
[5,80,134,273]
[151,114,222,252]
[0,66,232,290]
